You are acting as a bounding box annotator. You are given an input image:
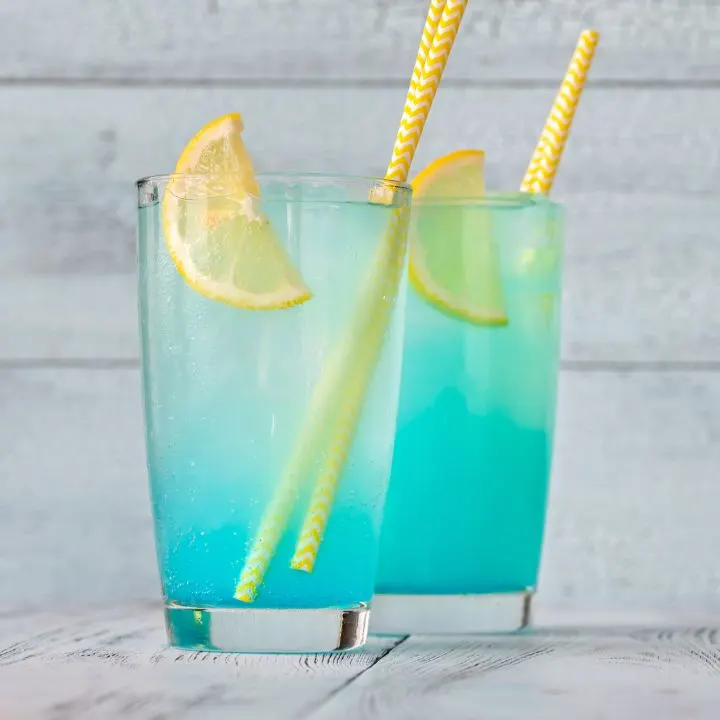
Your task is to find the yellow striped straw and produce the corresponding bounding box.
[290,0,469,573]
[289,210,410,572]
[385,0,447,182]
[233,198,409,602]
[520,30,600,194]
[233,0,463,601]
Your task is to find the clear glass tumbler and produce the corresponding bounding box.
[373,193,563,634]
[137,173,411,652]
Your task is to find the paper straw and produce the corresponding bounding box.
[520,30,599,194]
[233,187,411,601]
[233,474,301,602]
[289,210,409,572]
[234,0,457,600]
[385,0,447,182]
[520,140,546,191]
[290,0,469,573]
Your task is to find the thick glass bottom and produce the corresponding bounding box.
[369,590,533,635]
[165,603,369,653]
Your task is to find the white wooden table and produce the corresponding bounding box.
[3,607,720,719]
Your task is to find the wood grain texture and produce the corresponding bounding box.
[543,370,720,621]
[5,87,720,267]
[2,368,719,619]
[1,276,139,361]
[0,607,398,669]
[1,0,719,82]
[7,189,720,364]
[310,631,720,720]
[0,609,400,720]
[4,86,719,272]
[3,614,720,719]
[0,369,156,611]
[3,87,720,363]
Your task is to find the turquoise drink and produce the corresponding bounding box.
[373,194,563,633]
[137,173,411,652]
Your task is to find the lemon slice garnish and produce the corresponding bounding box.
[162,113,312,310]
[409,149,507,325]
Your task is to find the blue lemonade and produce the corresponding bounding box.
[138,172,411,652]
[373,193,563,633]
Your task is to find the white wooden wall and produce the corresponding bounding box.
[2,0,720,623]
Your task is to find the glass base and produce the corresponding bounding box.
[165,603,369,653]
[369,590,533,635]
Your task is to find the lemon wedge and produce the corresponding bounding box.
[409,149,507,325]
[162,113,312,309]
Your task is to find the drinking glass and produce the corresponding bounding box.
[373,193,563,633]
[137,173,411,652]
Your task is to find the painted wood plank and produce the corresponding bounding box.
[0,369,157,611]
[0,608,399,720]
[542,369,720,622]
[3,86,719,275]
[3,86,719,274]
[1,0,719,82]
[0,606,398,668]
[2,368,719,620]
[1,276,139,361]
[6,190,720,364]
[3,616,720,719]
[310,631,720,720]
[3,87,720,364]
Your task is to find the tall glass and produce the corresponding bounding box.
[137,173,411,652]
[373,194,563,633]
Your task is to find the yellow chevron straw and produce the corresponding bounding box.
[233,0,452,603]
[520,30,599,194]
[385,0,448,182]
[234,206,410,600]
[290,0,469,573]
[288,210,410,572]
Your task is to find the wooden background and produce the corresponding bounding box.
[2,0,720,624]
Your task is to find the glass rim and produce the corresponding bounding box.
[136,170,412,193]
[411,192,562,210]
